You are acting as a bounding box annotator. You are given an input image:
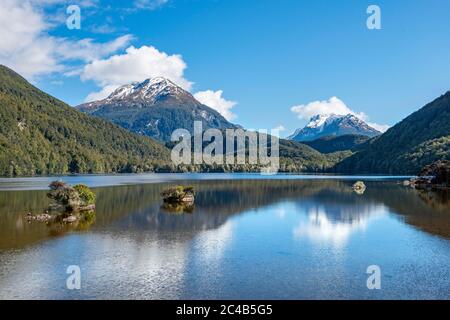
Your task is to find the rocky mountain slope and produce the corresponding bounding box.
[77,77,240,142]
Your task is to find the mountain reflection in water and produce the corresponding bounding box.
[0,178,449,299]
[0,179,449,250]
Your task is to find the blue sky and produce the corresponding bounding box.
[1,0,450,137]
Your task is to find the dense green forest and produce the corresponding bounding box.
[0,65,171,176]
[335,92,450,174]
[301,134,370,154]
[164,133,351,173]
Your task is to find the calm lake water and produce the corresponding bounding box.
[0,174,449,299]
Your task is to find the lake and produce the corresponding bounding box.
[0,174,449,299]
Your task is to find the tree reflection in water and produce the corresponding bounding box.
[0,179,449,250]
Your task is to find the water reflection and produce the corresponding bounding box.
[293,206,385,247]
[161,202,195,214]
[0,179,449,250]
[0,178,449,299]
[45,211,96,237]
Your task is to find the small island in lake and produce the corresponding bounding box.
[407,160,450,191]
[160,186,195,214]
[26,181,96,224]
[161,186,195,204]
[352,181,366,195]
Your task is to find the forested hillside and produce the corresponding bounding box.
[0,65,171,176]
[335,92,450,174]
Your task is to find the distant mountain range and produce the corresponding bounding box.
[288,114,381,141]
[77,77,239,142]
[0,66,345,176]
[0,64,448,176]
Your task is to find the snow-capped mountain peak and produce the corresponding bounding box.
[306,114,330,128]
[107,83,138,100]
[106,77,185,103]
[76,77,240,142]
[288,113,381,141]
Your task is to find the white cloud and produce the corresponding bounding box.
[3,0,237,120]
[194,90,237,121]
[0,0,58,78]
[0,0,132,80]
[366,122,390,133]
[89,24,116,34]
[58,35,135,62]
[291,96,362,120]
[30,0,99,6]
[290,96,389,132]
[81,45,193,101]
[270,125,285,137]
[82,46,239,121]
[84,84,119,102]
[134,0,169,10]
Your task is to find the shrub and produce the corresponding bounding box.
[73,184,96,205]
[49,180,68,190]
[161,185,195,202]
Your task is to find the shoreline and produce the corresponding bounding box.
[0,173,414,191]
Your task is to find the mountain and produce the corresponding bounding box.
[278,139,352,172]
[0,65,354,176]
[302,134,371,154]
[0,65,171,176]
[288,114,381,142]
[335,92,450,174]
[77,77,240,142]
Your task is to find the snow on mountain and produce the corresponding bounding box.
[76,77,239,142]
[305,114,331,129]
[78,77,198,111]
[107,83,137,100]
[105,77,186,103]
[288,114,381,141]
